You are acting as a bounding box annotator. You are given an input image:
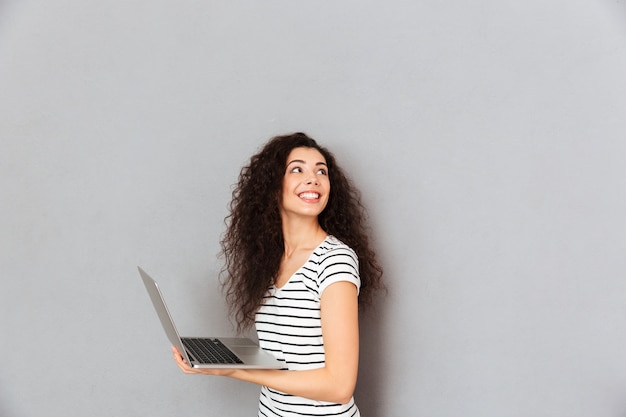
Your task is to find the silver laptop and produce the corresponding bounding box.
[138,266,282,369]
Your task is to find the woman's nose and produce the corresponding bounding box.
[304,176,319,185]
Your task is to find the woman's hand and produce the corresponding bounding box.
[171,346,236,377]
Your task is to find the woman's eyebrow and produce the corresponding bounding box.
[286,159,328,166]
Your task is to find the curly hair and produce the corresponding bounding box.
[220,132,384,332]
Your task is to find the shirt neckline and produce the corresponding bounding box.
[272,235,332,291]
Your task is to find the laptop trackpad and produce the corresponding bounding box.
[232,346,263,357]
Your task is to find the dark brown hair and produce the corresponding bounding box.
[220,132,383,331]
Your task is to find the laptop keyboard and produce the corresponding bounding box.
[182,338,244,364]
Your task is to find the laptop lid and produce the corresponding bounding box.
[138,266,193,364]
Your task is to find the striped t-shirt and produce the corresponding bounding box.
[255,235,361,417]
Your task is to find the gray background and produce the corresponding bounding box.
[1,1,626,416]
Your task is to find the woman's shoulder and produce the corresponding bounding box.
[317,235,357,260]
[315,236,360,291]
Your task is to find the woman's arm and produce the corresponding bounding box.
[172,281,359,404]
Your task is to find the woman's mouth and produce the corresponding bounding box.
[298,192,320,200]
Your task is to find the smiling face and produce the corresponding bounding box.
[279,147,330,221]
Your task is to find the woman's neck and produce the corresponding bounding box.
[281,216,327,258]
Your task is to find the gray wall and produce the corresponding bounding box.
[1,1,625,416]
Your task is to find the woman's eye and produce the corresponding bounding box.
[290,167,303,173]
[317,169,328,175]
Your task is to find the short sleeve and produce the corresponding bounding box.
[318,245,360,296]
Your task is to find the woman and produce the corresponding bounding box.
[173,132,383,417]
